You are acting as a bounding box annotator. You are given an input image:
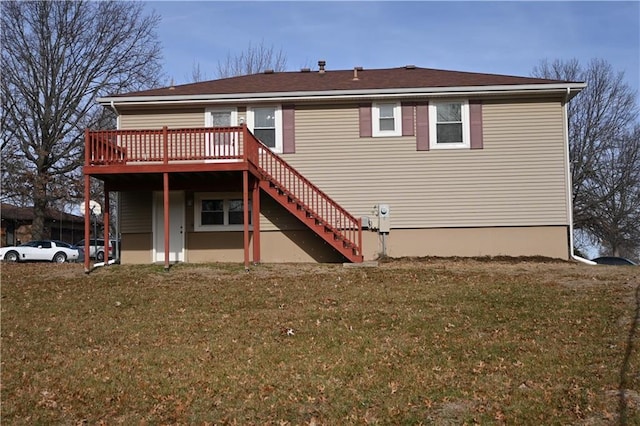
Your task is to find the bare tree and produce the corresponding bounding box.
[532,58,639,258]
[189,61,211,83]
[216,40,287,78]
[1,0,163,240]
[588,125,640,258]
[0,141,30,206]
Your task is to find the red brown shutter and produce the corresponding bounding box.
[282,104,295,154]
[469,100,483,150]
[402,102,415,136]
[416,102,429,151]
[359,103,372,137]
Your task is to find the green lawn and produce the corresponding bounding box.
[1,259,638,424]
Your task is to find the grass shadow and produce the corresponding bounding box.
[618,282,640,425]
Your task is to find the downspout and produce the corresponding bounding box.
[111,100,120,263]
[564,87,596,265]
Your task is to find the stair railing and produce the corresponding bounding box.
[243,126,362,257]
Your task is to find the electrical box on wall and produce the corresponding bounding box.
[361,216,371,230]
[377,203,390,233]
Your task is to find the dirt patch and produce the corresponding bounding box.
[380,255,567,264]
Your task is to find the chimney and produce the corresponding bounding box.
[318,60,326,73]
[353,66,363,80]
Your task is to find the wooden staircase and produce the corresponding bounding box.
[245,135,363,263]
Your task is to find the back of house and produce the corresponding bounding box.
[84,63,584,266]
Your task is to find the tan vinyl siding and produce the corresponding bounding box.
[120,191,152,233]
[186,231,247,262]
[185,229,344,263]
[120,233,152,264]
[119,108,204,130]
[171,225,570,263]
[259,193,306,231]
[279,100,569,229]
[361,226,569,260]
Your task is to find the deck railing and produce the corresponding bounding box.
[86,126,243,165]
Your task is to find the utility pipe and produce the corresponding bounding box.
[563,87,596,265]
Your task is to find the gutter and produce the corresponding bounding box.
[562,87,596,265]
[97,83,587,107]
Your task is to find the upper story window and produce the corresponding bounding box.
[205,108,239,158]
[372,102,402,137]
[247,106,282,152]
[205,107,238,128]
[429,100,470,149]
[195,193,252,232]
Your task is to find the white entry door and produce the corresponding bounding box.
[205,108,238,159]
[154,191,185,263]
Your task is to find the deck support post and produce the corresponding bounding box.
[163,172,170,271]
[104,189,110,266]
[252,176,261,264]
[243,170,250,271]
[83,174,91,273]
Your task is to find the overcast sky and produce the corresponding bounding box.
[146,1,639,97]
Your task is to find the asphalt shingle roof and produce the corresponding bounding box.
[0,203,84,223]
[115,66,573,98]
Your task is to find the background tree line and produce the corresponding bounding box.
[1,0,638,260]
[1,0,162,239]
[532,59,639,260]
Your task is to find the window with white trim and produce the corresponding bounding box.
[247,106,282,152]
[429,100,470,149]
[372,102,402,137]
[194,193,251,231]
[205,107,238,128]
[205,108,239,158]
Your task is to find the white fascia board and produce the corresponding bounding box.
[97,83,586,107]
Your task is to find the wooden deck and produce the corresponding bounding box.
[83,125,363,270]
